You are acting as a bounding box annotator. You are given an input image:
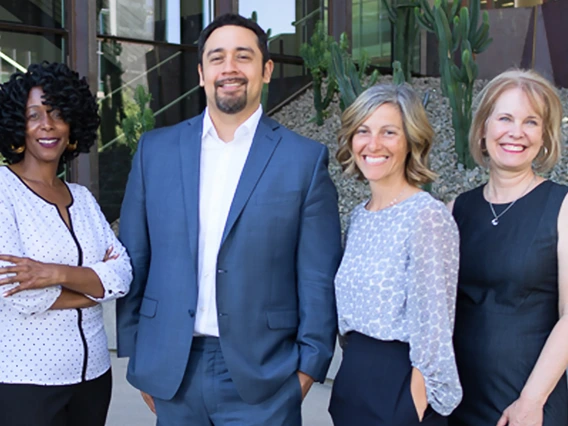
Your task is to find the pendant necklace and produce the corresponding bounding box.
[487,175,536,226]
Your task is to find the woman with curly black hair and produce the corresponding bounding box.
[0,62,132,426]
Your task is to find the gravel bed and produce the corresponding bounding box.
[271,76,568,232]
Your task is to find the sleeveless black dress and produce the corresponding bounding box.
[448,180,568,426]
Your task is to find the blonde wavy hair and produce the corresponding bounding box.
[470,69,563,172]
[336,83,436,186]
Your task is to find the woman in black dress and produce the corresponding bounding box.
[448,69,568,426]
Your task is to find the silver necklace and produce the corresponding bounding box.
[487,175,536,226]
[368,187,407,211]
[387,187,407,208]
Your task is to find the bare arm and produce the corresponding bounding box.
[0,247,121,299]
[497,193,568,426]
[0,257,104,298]
[50,288,99,310]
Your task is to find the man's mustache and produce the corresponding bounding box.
[215,78,248,88]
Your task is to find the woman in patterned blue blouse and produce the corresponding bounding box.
[328,83,462,426]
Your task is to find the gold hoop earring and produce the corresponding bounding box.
[10,145,25,154]
[66,141,78,152]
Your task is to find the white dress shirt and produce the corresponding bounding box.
[195,106,263,336]
[0,166,132,385]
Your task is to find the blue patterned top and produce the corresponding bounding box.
[335,191,462,415]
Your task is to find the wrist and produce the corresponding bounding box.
[519,389,546,408]
[54,264,69,285]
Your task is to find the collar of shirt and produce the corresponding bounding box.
[202,105,263,145]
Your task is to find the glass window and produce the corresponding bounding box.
[97,0,204,44]
[238,0,323,57]
[352,0,392,67]
[0,31,64,83]
[97,38,204,221]
[0,0,64,28]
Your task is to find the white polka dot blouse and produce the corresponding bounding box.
[0,166,132,385]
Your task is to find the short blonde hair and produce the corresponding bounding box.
[470,69,563,172]
[336,83,436,186]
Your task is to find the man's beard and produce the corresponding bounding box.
[214,78,248,114]
[215,91,247,114]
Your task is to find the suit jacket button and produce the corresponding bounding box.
[217,269,227,274]
[188,310,195,317]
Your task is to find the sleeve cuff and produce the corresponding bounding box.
[86,262,129,303]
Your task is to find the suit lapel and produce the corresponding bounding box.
[221,115,281,245]
[179,114,203,269]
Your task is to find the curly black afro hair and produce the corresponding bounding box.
[0,61,100,166]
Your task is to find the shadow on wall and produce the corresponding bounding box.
[473,2,568,87]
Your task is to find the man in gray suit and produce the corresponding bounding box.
[117,13,342,425]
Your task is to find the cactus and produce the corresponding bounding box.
[382,0,420,82]
[329,33,380,111]
[393,60,430,109]
[393,61,406,85]
[415,0,492,169]
[299,21,339,125]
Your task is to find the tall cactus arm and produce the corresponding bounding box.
[462,49,474,83]
[475,36,493,54]
[469,0,481,40]
[418,0,436,25]
[450,0,461,21]
[348,59,364,94]
[460,8,470,43]
[358,50,371,80]
[415,7,434,32]
[367,69,380,88]
[452,15,462,53]
[393,60,406,85]
[434,5,453,54]
[473,20,490,50]
[329,42,357,108]
[473,12,492,53]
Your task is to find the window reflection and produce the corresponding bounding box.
[0,1,64,28]
[0,31,64,83]
[97,0,204,43]
[97,38,204,221]
[238,0,323,57]
[352,0,392,67]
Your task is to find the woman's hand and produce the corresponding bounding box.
[103,246,119,262]
[0,246,119,297]
[410,367,428,421]
[496,397,544,426]
[0,255,63,297]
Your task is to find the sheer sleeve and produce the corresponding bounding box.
[406,204,462,415]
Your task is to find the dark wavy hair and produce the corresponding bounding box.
[0,61,100,167]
